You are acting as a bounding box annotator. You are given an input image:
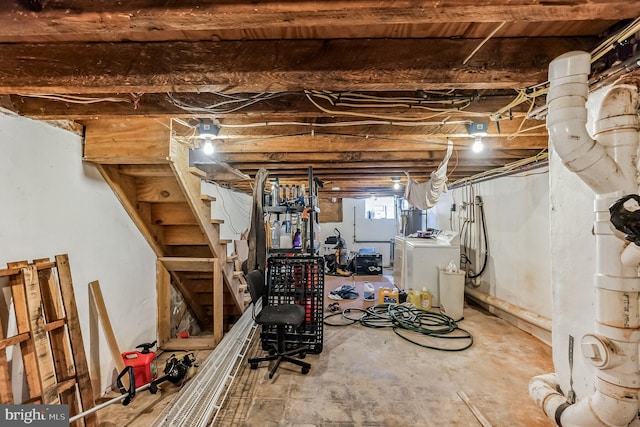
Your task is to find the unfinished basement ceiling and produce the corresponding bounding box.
[1,1,639,198]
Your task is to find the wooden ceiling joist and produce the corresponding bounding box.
[0,38,595,94]
[8,92,538,120]
[3,0,635,197]
[0,1,634,44]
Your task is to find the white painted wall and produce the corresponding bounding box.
[201,182,252,256]
[321,198,396,266]
[434,168,552,333]
[0,114,157,397]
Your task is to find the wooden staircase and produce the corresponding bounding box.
[83,118,247,349]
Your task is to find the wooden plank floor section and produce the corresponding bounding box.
[98,272,554,426]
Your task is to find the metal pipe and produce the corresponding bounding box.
[68,381,152,423]
[464,287,551,332]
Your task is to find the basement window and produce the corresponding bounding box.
[365,196,395,220]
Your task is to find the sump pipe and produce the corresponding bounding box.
[530,51,640,427]
[464,287,551,332]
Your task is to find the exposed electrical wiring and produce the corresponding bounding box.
[462,21,507,65]
[166,92,288,114]
[217,118,470,128]
[17,93,131,103]
[591,17,640,63]
[507,123,547,140]
[304,90,487,122]
[490,17,640,121]
[450,150,549,188]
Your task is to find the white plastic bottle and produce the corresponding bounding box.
[272,220,281,249]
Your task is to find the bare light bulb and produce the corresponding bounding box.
[393,182,400,190]
[472,136,483,153]
[202,138,214,155]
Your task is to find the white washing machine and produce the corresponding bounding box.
[396,231,460,307]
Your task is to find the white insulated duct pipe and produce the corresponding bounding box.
[530,51,640,427]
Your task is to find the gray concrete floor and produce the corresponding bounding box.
[98,273,554,426]
[215,274,554,427]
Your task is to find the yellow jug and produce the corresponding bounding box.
[407,289,421,307]
[419,288,433,311]
[377,287,399,304]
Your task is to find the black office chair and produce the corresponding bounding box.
[246,269,311,378]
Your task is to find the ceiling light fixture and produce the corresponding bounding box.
[391,176,401,190]
[198,118,219,156]
[469,121,488,154]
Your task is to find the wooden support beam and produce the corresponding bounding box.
[12,92,532,120]
[159,257,215,272]
[160,337,217,351]
[0,38,594,94]
[156,261,171,348]
[215,135,549,154]
[216,148,545,164]
[33,257,76,401]
[8,260,42,403]
[0,333,30,351]
[0,1,632,43]
[213,259,223,343]
[55,254,96,426]
[84,118,172,164]
[88,281,127,382]
[23,265,59,404]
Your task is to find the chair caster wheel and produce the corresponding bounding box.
[301,367,310,375]
[250,362,258,370]
[298,352,306,359]
[268,349,277,356]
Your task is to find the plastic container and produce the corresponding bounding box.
[272,220,281,248]
[378,287,399,304]
[122,349,156,387]
[363,282,375,301]
[407,289,421,307]
[419,288,433,311]
[439,269,466,320]
[280,234,293,249]
[293,229,301,248]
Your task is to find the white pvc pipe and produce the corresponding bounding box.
[546,51,628,196]
[464,287,551,332]
[530,51,640,427]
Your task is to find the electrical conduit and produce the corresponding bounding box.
[530,51,640,427]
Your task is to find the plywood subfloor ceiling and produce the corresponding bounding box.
[1,1,639,198]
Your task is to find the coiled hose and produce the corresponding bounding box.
[324,303,473,352]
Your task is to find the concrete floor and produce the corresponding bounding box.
[99,272,554,426]
[215,273,554,427]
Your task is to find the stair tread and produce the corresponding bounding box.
[210,218,224,224]
[190,167,207,178]
[200,194,216,202]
